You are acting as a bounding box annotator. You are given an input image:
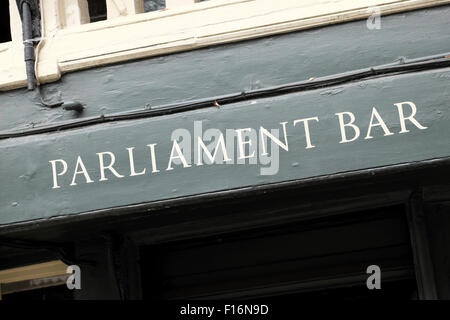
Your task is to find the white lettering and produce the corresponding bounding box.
[197,134,232,165]
[49,159,68,189]
[365,107,394,139]
[97,152,125,181]
[127,147,146,176]
[167,140,191,171]
[260,122,289,155]
[336,112,360,143]
[236,128,256,160]
[394,101,428,133]
[70,156,94,186]
[293,117,319,149]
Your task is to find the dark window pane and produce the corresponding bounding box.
[0,1,12,43]
[87,0,107,22]
[144,0,166,12]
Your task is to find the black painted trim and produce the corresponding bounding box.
[1,156,449,235]
[406,193,439,299]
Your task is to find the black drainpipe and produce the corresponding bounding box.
[16,0,41,90]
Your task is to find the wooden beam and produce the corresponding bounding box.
[0,260,68,284]
[1,275,69,295]
[406,193,438,300]
[62,0,90,27]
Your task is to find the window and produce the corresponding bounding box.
[58,1,226,28]
[0,1,12,43]
[87,0,107,22]
[144,0,166,12]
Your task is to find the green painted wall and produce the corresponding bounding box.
[0,6,449,133]
[1,68,449,225]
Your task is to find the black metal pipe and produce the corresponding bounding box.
[21,1,36,90]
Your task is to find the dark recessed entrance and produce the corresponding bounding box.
[140,205,417,300]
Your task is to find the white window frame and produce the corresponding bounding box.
[0,1,27,90]
[1,0,449,91]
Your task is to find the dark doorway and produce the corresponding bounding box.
[87,0,107,22]
[140,205,417,300]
